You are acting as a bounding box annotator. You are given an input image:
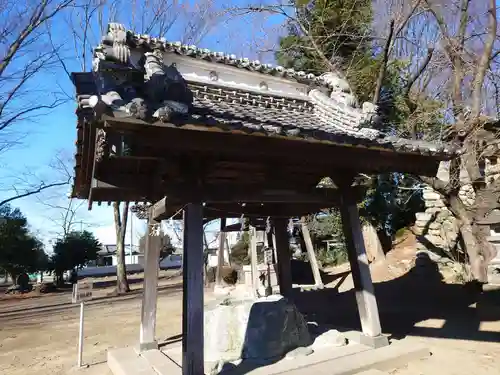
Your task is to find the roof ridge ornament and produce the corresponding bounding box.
[96,23,131,65]
[89,24,192,123]
[309,72,380,136]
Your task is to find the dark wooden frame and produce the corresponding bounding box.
[73,114,448,375]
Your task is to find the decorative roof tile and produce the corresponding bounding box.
[127,33,322,85]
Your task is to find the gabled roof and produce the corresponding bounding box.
[71,23,459,203]
[72,72,456,158]
[72,23,459,159]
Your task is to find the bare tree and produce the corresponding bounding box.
[228,0,499,282]
[34,152,97,238]
[114,202,130,293]
[0,1,74,205]
[62,0,223,292]
[0,0,73,128]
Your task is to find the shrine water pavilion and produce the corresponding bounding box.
[71,23,457,375]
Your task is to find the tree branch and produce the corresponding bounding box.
[470,0,497,118]
[0,0,73,77]
[372,19,395,105]
[0,179,70,208]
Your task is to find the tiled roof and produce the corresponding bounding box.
[178,83,457,157]
[127,34,323,86]
[72,71,458,157]
[72,22,460,163]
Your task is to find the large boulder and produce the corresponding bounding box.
[204,295,312,363]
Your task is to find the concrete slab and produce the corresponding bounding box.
[215,340,429,375]
[107,348,155,375]
[141,349,182,375]
[114,338,427,375]
[108,347,183,375]
[355,371,389,375]
[278,341,430,375]
[216,344,371,375]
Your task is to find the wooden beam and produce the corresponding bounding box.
[162,186,366,205]
[154,202,355,222]
[339,187,386,345]
[300,217,323,288]
[275,218,292,298]
[215,218,227,286]
[139,210,161,351]
[182,203,205,375]
[103,117,445,176]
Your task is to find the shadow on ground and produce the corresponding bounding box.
[292,253,500,343]
[290,259,346,286]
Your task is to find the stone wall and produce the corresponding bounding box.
[414,157,500,255]
[414,187,459,253]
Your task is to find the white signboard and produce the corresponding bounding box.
[72,281,93,303]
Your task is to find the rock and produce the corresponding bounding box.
[429,222,441,230]
[311,329,347,349]
[415,212,433,221]
[415,220,429,228]
[425,234,444,246]
[433,201,445,208]
[436,210,451,222]
[428,229,441,237]
[426,207,441,214]
[413,226,425,235]
[204,295,312,363]
[423,191,441,200]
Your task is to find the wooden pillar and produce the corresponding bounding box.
[300,216,323,288]
[266,217,276,263]
[225,236,232,266]
[215,218,227,286]
[249,226,259,297]
[339,188,388,347]
[139,211,161,351]
[274,218,293,298]
[182,203,205,375]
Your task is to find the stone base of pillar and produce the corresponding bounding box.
[138,341,159,352]
[354,333,390,349]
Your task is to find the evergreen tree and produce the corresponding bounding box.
[276,0,424,238]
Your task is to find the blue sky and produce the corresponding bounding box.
[0,1,285,251]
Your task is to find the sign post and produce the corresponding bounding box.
[72,280,93,368]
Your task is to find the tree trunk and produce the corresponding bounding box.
[55,271,64,287]
[449,195,488,283]
[114,202,130,294]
